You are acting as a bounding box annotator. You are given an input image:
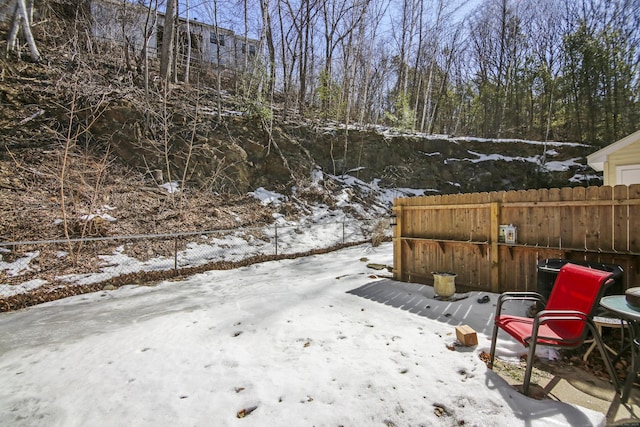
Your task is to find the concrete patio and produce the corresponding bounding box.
[348,279,640,426]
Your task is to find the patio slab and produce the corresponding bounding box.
[491,357,640,426]
[349,278,640,425]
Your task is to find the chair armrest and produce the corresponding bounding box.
[535,309,588,323]
[498,291,546,303]
[526,309,590,344]
[495,292,546,319]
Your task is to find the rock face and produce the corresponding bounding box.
[93,104,597,194]
[295,127,598,193]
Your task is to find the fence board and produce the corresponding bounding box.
[394,186,640,293]
[613,185,629,253]
[560,187,574,200]
[570,187,585,251]
[630,184,640,253]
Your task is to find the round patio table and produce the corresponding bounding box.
[600,295,640,403]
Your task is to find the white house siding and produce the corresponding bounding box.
[91,0,156,55]
[91,0,258,71]
[172,19,258,70]
[616,165,640,185]
[606,139,640,185]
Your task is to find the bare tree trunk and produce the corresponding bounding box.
[160,0,176,81]
[276,0,289,120]
[398,0,417,99]
[243,0,249,75]
[22,0,39,61]
[6,0,40,62]
[185,0,191,84]
[172,1,179,84]
[411,0,424,121]
[496,0,509,138]
[179,86,200,214]
[212,0,222,121]
[161,85,176,208]
[420,64,433,131]
[141,0,158,95]
[241,0,260,98]
[261,0,276,99]
[6,2,20,55]
[299,0,314,116]
[25,0,34,26]
[59,91,77,254]
[120,0,132,71]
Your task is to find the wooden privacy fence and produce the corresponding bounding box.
[392,185,640,294]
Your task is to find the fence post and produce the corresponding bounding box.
[490,202,500,293]
[393,205,403,281]
[342,220,346,244]
[275,223,278,255]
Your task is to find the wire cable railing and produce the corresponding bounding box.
[0,218,391,311]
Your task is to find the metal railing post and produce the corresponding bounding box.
[275,223,278,255]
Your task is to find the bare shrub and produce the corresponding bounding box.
[370,219,389,247]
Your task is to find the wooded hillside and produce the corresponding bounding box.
[3,0,638,147]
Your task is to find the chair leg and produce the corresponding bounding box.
[622,337,640,403]
[588,322,621,392]
[489,323,499,369]
[582,324,599,362]
[523,343,537,396]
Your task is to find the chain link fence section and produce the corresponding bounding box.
[0,218,391,309]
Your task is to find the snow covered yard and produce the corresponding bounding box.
[0,242,605,426]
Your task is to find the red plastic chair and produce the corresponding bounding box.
[488,263,620,396]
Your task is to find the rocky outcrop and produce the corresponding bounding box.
[94,104,598,195]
